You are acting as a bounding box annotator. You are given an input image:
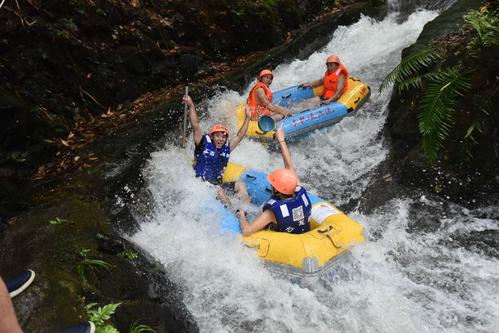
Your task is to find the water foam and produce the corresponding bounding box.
[129,9,498,333]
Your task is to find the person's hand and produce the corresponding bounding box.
[244,105,252,119]
[183,95,194,107]
[320,98,332,106]
[275,122,285,143]
[236,209,247,219]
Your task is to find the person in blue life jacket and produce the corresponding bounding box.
[237,125,311,236]
[184,95,251,206]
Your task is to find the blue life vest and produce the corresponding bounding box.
[263,186,311,234]
[194,134,231,184]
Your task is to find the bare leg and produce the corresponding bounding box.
[271,113,284,122]
[216,185,233,209]
[0,278,23,333]
[271,105,288,122]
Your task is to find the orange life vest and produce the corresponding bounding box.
[322,64,349,99]
[247,82,273,119]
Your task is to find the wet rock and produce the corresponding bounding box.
[384,0,499,208]
[0,191,198,332]
[96,233,125,255]
[407,201,442,233]
[445,229,499,259]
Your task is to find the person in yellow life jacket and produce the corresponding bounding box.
[300,55,349,105]
[247,69,289,121]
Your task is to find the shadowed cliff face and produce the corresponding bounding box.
[0,0,325,176]
[384,0,499,207]
[0,0,385,216]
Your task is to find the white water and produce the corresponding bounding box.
[130,9,499,333]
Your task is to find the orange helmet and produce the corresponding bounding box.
[209,123,229,137]
[259,69,273,80]
[267,168,297,195]
[326,55,340,64]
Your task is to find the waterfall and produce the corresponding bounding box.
[129,6,499,333]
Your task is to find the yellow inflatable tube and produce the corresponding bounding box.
[223,163,365,274]
[235,77,370,141]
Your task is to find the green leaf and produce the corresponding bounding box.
[417,66,472,162]
[120,250,139,261]
[49,217,68,225]
[81,259,113,271]
[97,324,120,333]
[79,248,91,257]
[464,8,499,48]
[87,302,121,326]
[129,322,157,333]
[379,48,441,93]
[464,123,476,139]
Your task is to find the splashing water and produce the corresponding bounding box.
[131,9,499,333]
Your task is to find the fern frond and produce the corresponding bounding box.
[417,66,472,162]
[461,102,491,162]
[397,75,423,92]
[464,9,499,47]
[379,48,441,93]
[397,71,440,92]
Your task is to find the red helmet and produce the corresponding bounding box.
[209,123,229,137]
[259,69,273,80]
[267,168,298,195]
[326,55,340,64]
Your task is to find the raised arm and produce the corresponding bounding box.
[275,126,300,184]
[275,126,295,172]
[230,105,251,151]
[183,95,203,146]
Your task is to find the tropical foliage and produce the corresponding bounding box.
[463,7,499,50]
[86,303,121,333]
[380,6,498,163]
[85,303,157,333]
[378,48,441,93]
[418,67,472,161]
[77,248,113,287]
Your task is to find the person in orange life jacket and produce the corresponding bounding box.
[237,125,311,236]
[247,69,289,122]
[299,55,349,105]
[184,95,251,206]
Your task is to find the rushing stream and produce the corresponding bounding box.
[129,5,499,333]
